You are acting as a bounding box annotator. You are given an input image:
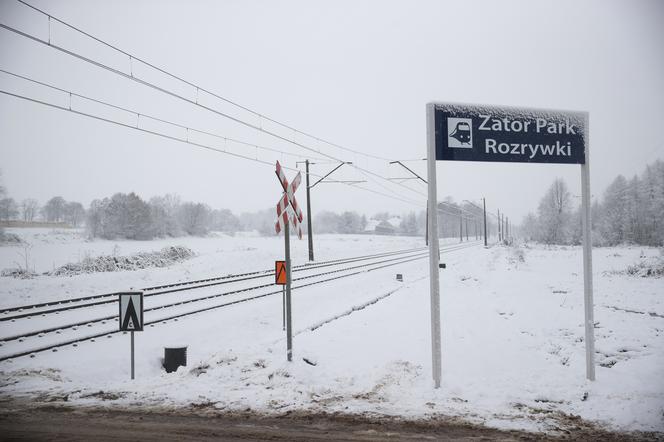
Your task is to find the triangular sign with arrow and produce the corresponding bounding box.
[121,295,142,331]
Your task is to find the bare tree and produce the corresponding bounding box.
[42,196,67,222]
[21,198,39,222]
[64,201,86,227]
[149,194,181,237]
[537,178,572,244]
[0,197,19,221]
[177,202,211,236]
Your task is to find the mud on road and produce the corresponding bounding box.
[0,400,659,441]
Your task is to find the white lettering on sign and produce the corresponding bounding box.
[485,139,572,159]
[479,114,532,133]
[535,118,576,135]
[479,114,576,135]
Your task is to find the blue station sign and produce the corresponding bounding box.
[433,103,587,164]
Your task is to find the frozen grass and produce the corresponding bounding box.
[47,246,195,277]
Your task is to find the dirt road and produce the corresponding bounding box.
[0,402,658,441]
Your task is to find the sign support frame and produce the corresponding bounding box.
[426,103,442,388]
[425,102,596,387]
[118,291,143,380]
[285,221,293,362]
[580,112,595,381]
[130,330,135,380]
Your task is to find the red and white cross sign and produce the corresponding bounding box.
[274,161,303,239]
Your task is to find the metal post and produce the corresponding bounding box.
[285,222,293,362]
[130,331,135,380]
[497,209,501,242]
[426,103,441,388]
[425,205,428,246]
[305,160,314,261]
[483,198,488,247]
[501,213,504,243]
[282,286,285,331]
[581,113,595,381]
[503,214,506,241]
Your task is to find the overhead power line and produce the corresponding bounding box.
[0,69,329,163]
[0,79,425,208]
[13,0,396,162]
[0,10,428,203]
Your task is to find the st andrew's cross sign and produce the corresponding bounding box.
[274,161,304,362]
[275,160,303,239]
[425,102,594,389]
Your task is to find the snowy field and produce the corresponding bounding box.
[0,228,662,435]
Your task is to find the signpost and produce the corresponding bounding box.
[119,292,144,380]
[274,161,303,361]
[426,102,594,388]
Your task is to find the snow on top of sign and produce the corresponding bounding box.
[432,102,587,135]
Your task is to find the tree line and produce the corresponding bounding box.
[521,159,664,246]
[0,195,86,226]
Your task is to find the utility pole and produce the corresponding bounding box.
[482,198,488,247]
[305,160,313,261]
[501,213,505,243]
[498,209,502,242]
[425,207,428,246]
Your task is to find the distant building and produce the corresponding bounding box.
[374,220,396,235]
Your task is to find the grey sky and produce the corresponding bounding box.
[1,0,662,222]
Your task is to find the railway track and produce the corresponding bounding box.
[0,241,480,362]
[0,246,429,319]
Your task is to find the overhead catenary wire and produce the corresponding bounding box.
[0,69,329,163]
[0,14,429,204]
[11,0,398,163]
[0,86,425,208]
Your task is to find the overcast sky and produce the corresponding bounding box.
[1,0,662,222]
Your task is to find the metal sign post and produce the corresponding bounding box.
[426,102,594,386]
[482,198,488,247]
[274,161,303,362]
[119,292,144,380]
[426,104,442,388]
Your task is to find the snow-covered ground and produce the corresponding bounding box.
[0,228,662,435]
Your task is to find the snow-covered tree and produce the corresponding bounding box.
[0,197,19,221]
[399,212,419,236]
[598,175,629,245]
[63,201,86,227]
[537,178,573,244]
[42,196,67,222]
[339,211,363,234]
[21,198,39,222]
[177,202,211,236]
[314,211,341,233]
[149,194,181,237]
[211,208,242,234]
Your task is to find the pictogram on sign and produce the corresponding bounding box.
[275,260,287,285]
[119,292,144,332]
